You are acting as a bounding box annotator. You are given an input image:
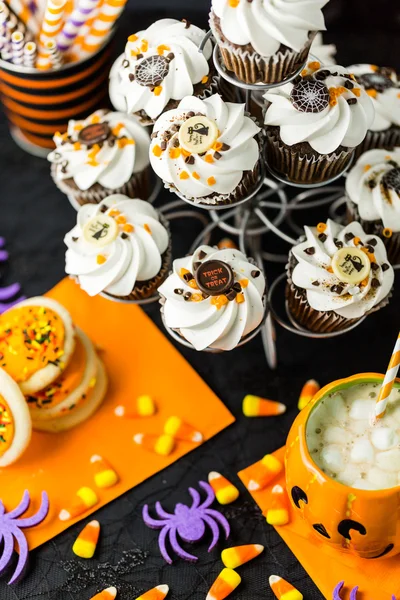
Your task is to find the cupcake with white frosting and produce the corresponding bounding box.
[159,245,265,351]
[286,219,394,333]
[209,0,329,84]
[64,195,171,301]
[310,33,336,66]
[48,110,151,206]
[263,63,375,184]
[347,64,400,156]
[109,19,216,126]
[150,94,261,206]
[346,148,400,264]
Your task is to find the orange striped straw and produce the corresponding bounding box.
[79,0,127,56]
[8,0,39,34]
[375,333,400,420]
[38,0,67,47]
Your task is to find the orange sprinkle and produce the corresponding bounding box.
[144,224,152,234]
[353,236,361,246]
[213,141,223,151]
[112,123,124,136]
[97,255,106,265]
[363,164,371,172]
[308,61,321,71]
[131,49,141,57]
[192,172,200,180]
[352,88,361,97]
[397,92,400,99]
[169,148,181,159]
[86,144,101,167]
[205,154,214,164]
[367,89,377,98]
[128,34,138,42]
[360,277,369,287]
[228,0,239,5]
[383,228,393,238]
[317,222,327,233]
[188,280,199,290]
[180,171,190,180]
[141,39,148,52]
[153,86,162,96]
[181,149,191,157]
[207,176,216,186]
[152,145,162,157]
[73,142,81,151]
[123,224,134,233]
[116,215,127,224]
[371,65,379,72]
[109,209,120,217]
[211,295,228,310]
[180,268,190,278]
[239,279,249,288]
[191,293,203,302]
[74,124,83,131]
[327,266,334,273]
[301,69,308,77]
[91,115,100,124]
[361,247,375,262]
[201,75,208,84]
[117,139,134,148]
[385,155,392,160]
[236,293,245,304]
[157,44,170,55]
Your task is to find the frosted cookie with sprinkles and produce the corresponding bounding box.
[0,298,76,395]
[0,367,32,467]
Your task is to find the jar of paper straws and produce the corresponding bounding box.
[0,0,125,155]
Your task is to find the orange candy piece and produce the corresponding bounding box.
[208,472,239,505]
[298,379,320,411]
[221,544,264,569]
[206,568,241,600]
[90,455,119,489]
[242,454,283,492]
[269,575,303,600]
[133,433,175,456]
[242,395,286,417]
[266,484,290,526]
[135,584,169,600]
[90,587,117,600]
[164,416,203,443]
[58,486,98,521]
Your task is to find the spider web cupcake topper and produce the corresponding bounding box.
[382,166,400,194]
[142,481,230,564]
[357,69,395,93]
[135,55,171,88]
[290,79,330,113]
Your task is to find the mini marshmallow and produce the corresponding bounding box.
[339,464,362,486]
[371,427,399,451]
[349,399,376,420]
[350,439,375,464]
[323,426,348,445]
[351,479,377,491]
[367,467,397,489]
[376,448,400,473]
[327,394,348,422]
[320,445,344,472]
[348,419,370,436]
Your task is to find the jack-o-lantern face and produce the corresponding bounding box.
[285,373,400,560]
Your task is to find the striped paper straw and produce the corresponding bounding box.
[8,0,37,33]
[0,1,8,50]
[80,0,126,56]
[375,332,400,419]
[57,0,99,52]
[23,39,36,66]
[11,29,24,63]
[45,38,62,67]
[38,0,67,48]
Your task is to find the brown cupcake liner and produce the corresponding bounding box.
[285,253,392,334]
[265,129,354,185]
[346,200,400,265]
[51,164,151,206]
[210,12,314,85]
[354,127,400,160]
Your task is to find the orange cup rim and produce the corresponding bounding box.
[301,372,400,498]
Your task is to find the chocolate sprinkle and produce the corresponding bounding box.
[198,250,207,260]
[331,284,344,294]
[121,232,129,239]
[183,292,192,301]
[318,233,327,242]
[160,140,167,151]
[344,80,354,89]
[214,151,222,160]
[251,270,260,278]
[183,271,194,282]
[181,18,190,28]
[122,59,129,68]
[186,111,195,118]
[334,239,343,249]
[347,98,357,105]
[100,205,108,213]
[382,263,390,271]
[344,232,355,241]
[226,289,237,301]
[367,238,378,246]
[371,262,380,271]
[129,73,135,82]
[233,282,242,292]
[221,143,230,151]
[193,261,201,271]
[72,237,78,242]
[368,180,377,189]
[371,278,381,288]
[185,155,195,165]
[174,288,184,295]
[312,281,320,286]
[304,247,316,255]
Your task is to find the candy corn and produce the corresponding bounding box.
[298,380,320,411]
[114,395,156,418]
[90,454,119,489]
[266,485,290,526]
[90,587,117,600]
[221,544,264,569]
[242,395,286,418]
[269,575,303,600]
[243,454,283,492]
[206,568,241,600]
[164,416,203,443]
[208,472,239,505]
[133,433,175,456]
[59,486,98,521]
[72,520,100,558]
[135,584,169,600]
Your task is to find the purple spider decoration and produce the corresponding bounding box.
[0,490,49,584]
[333,581,396,600]
[142,481,230,564]
[0,237,25,313]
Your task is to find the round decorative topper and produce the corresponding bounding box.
[78,123,111,145]
[290,79,330,113]
[135,55,170,87]
[357,71,395,93]
[194,260,234,296]
[331,247,371,285]
[83,215,118,248]
[382,166,400,194]
[179,116,219,154]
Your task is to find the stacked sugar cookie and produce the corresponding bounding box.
[0,297,107,466]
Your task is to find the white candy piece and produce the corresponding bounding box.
[371,427,399,451]
[320,445,345,472]
[367,467,397,489]
[376,448,400,472]
[350,439,375,464]
[323,426,348,445]
[327,394,348,422]
[349,399,376,420]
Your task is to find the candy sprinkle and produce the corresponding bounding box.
[206,568,241,600]
[243,395,286,417]
[72,520,100,558]
[208,472,239,505]
[269,575,303,600]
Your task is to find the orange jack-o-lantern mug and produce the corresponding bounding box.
[285,373,400,560]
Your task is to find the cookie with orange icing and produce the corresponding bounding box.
[0,298,76,395]
[0,367,32,467]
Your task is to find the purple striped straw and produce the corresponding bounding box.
[57,0,99,53]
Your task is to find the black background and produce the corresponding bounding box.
[0,1,399,599]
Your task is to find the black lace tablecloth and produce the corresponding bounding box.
[0,5,399,599]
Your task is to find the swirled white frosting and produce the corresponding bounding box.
[159,245,265,351]
[346,148,400,232]
[64,195,169,297]
[264,64,375,154]
[109,19,212,122]
[210,0,328,55]
[310,33,336,65]
[291,219,394,319]
[348,64,400,131]
[48,110,150,191]
[149,94,260,201]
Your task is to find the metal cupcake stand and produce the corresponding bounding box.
[91,32,398,369]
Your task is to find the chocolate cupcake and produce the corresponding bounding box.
[149,93,261,206]
[48,110,151,206]
[263,63,375,184]
[286,219,394,333]
[346,148,400,264]
[347,64,400,157]
[64,195,171,301]
[158,245,265,351]
[109,18,218,126]
[209,0,328,84]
